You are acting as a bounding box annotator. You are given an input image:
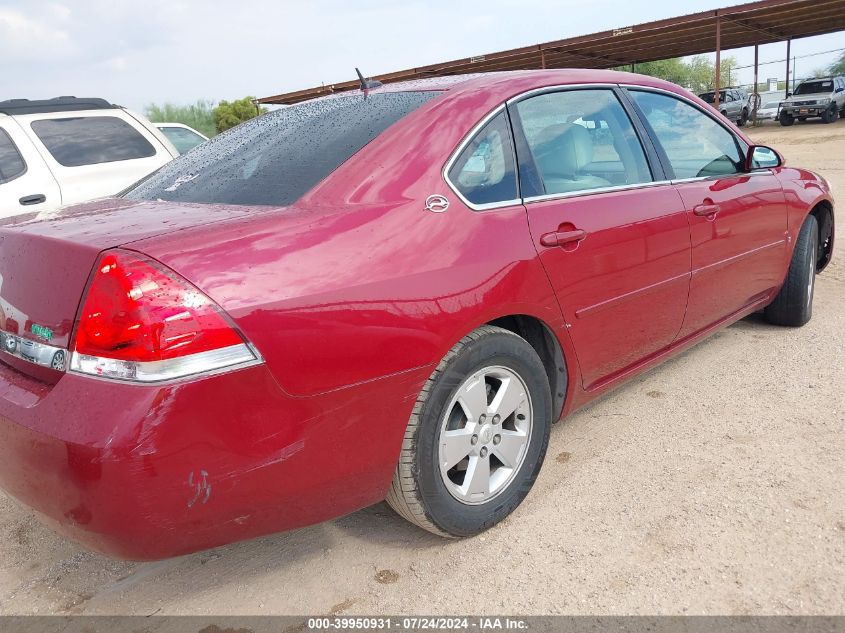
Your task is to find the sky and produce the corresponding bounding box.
[1,0,843,113]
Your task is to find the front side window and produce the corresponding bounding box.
[447,111,518,206]
[513,89,652,195]
[31,116,157,167]
[0,128,26,184]
[629,90,743,179]
[127,91,439,207]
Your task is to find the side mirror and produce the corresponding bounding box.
[746,145,782,171]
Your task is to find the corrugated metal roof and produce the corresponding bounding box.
[258,0,845,105]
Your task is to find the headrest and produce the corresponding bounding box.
[533,123,594,177]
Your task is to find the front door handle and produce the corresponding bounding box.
[19,194,46,206]
[540,228,587,247]
[693,203,720,217]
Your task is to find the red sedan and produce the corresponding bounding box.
[0,70,835,559]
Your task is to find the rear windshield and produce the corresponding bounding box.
[794,80,833,95]
[125,91,440,207]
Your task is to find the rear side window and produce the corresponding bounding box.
[513,89,652,195]
[31,116,157,167]
[0,128,26,184]
[126,91,439,207]
[447,111,518,207]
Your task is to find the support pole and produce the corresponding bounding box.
[785,38,791,97]
[753,43,759,125]
[714,14,722,108]
[540,49,546,69]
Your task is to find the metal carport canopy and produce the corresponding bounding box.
[258,0,845,105]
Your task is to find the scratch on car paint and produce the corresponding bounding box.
[187,469,211,508]
[220,439,306,481]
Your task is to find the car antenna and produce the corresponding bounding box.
[355,68,383,91]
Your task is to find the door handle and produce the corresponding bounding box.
[540,228,587,247]
[19,194,46,206]
[693,203,720,217]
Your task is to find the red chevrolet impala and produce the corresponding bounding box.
[0,70,835,559]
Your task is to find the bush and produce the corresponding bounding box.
[212,97,268,133]
[144,100,216,138]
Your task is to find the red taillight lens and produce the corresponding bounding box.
[70,250,258,382]
[75,250,242,362]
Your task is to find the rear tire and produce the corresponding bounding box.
[780,111,795,126]
[386,325,552,537]
[764,215,818,327]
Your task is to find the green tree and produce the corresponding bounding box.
[144,100,216,138]
[627,55,738,93]
[213,97,267,133]
[829,51,845,76]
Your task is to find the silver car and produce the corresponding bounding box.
[698,87,752,126]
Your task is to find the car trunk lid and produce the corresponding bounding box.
[0,198,260,381]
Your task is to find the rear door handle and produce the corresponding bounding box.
[693,203,720,217]
[540,229,587,247]
[19,194,46,206]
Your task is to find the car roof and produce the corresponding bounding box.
[314,69,689,104]
[0,97,117,116]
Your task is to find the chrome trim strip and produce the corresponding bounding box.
[70,343,261,384]
[0,331,68,371]
[523,179,673,204]
[505,83,618,106]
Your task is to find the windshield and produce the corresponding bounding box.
[126,91,440,207]
[794,80,833,95]
[699,91,724,104]
[159,126,206,154]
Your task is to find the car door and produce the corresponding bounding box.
[509,87,691,388]
[0,118,61,219]
[626,88,787,339]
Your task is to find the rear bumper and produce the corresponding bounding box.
[0,360,427,559]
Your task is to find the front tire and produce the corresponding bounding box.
[821,104,839,124]
[765,215,818,327]
[386,325,552,537]
[780,111,795,126]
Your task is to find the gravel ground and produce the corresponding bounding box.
[0,119,843,617]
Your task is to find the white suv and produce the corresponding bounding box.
[779,76,845,125]
[0,97,178,220]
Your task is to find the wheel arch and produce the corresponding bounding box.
[809,199,834,272]
[485,314,569,422]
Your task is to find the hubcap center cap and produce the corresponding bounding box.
[478,424,494,445]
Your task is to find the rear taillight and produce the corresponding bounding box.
[70,250,259,382]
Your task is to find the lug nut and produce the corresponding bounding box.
[493,435,501,445]
[471,435,478,445]
[492,414,500,424]
[480,447,488,457]
[479,414,487,423]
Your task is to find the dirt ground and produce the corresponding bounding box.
[0,118,843,617]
